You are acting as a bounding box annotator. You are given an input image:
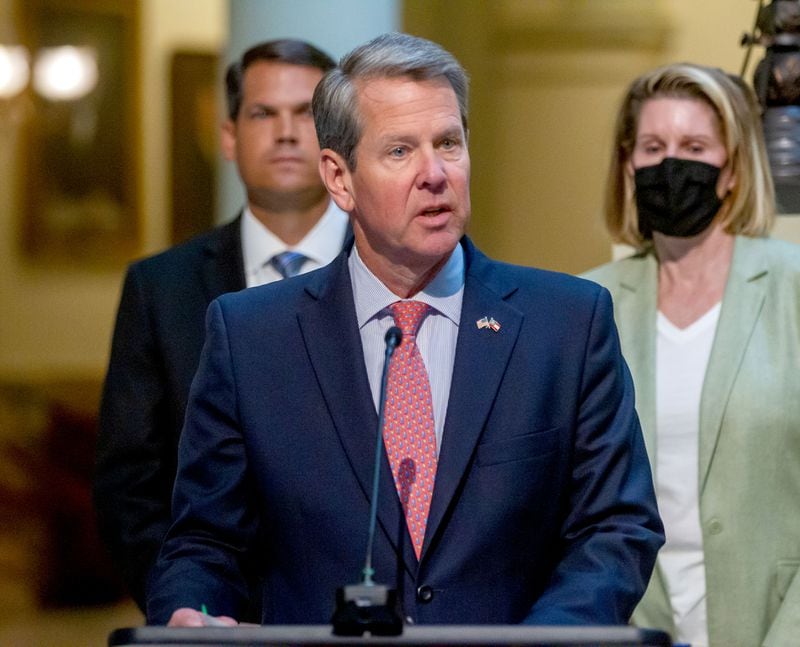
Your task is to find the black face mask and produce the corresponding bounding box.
[634,157,722,238]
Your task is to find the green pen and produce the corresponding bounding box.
[200,603,229,627]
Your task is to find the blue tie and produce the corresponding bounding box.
[269,251,306,279]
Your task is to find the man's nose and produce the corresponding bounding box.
[276,112,298,142]
[416,151,447,191]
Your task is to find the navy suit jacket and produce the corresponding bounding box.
[147,237,663,625]
[95,217,247,607]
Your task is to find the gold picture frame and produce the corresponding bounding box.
[17,0,141,265]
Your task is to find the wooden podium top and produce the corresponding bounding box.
[109,624,672,646]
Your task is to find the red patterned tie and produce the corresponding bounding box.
[383,300,438,560]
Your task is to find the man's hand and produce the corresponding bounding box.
[167,607,238,627]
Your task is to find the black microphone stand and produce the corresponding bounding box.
[331,327,404,636]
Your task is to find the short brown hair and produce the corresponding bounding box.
[225,39,335,120]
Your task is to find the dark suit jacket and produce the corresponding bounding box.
[146,237,663,626]
[94,216,248,608]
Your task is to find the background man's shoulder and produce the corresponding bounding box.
[128,218,240,280]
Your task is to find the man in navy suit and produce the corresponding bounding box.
[148,33,663,627]
[93,39,350,611]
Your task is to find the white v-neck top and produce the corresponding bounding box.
[655,302,721,647]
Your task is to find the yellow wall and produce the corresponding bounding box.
[0,0,225,383]
[0,0,772,382]
[407,0,760,274]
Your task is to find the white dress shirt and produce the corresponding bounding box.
[349,244,465,453]
[241,199,349,288]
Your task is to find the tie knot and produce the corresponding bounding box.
[390,300,430,338]
[269,251,306,279]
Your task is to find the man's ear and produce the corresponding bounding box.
[319,149,355,213]
[220,119,237,162]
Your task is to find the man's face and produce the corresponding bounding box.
[329,76,470,282]
[222,60,325,206]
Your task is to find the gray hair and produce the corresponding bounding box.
[312,32,469,170]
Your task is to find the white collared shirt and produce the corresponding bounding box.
[241,199,349,287]
[349,244,465,453]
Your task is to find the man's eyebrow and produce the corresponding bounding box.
[244,101,277,112]
[375,132,417,147]
[438,125,464,138]
[245,100,313,109]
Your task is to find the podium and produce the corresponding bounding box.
[109,625,672,646]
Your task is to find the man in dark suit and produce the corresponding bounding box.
[147,33,663,627]
[93,39,350,611]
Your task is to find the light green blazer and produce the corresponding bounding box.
[583,236,800,647]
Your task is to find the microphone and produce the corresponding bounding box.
[331,326,404,636]
[362,326,401,584]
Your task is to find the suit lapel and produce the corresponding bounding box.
[699,237,767,494]
[202,216,246,299]
[422,241,523,557]
[297,251,414,570]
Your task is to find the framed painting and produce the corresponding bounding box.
[17,0,140,265]
[170,51,219,245]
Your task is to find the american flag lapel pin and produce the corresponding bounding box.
[476,316,501,332]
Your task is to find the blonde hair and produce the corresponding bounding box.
[605,63,775,249]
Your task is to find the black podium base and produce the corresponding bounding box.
[331,583,403,636]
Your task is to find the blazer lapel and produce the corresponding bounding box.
[600,252,671,612]
[202,215,246,299]
[422,241,523,557]
[297,251,414,570]
[699,237,767,494]
[611,252,659,467]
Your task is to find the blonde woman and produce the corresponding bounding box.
[584,63,800,646]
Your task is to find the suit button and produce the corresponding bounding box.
[708,518,723,535]
[405,616,415,625]
[416,585,434,603]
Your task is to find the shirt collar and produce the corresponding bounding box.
[349,243,465,329]
[241,199,349,276]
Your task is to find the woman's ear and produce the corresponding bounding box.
[625,156,635,179]
[319,149,355,213]
[718,156,738,199]
[725,165,737,193]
